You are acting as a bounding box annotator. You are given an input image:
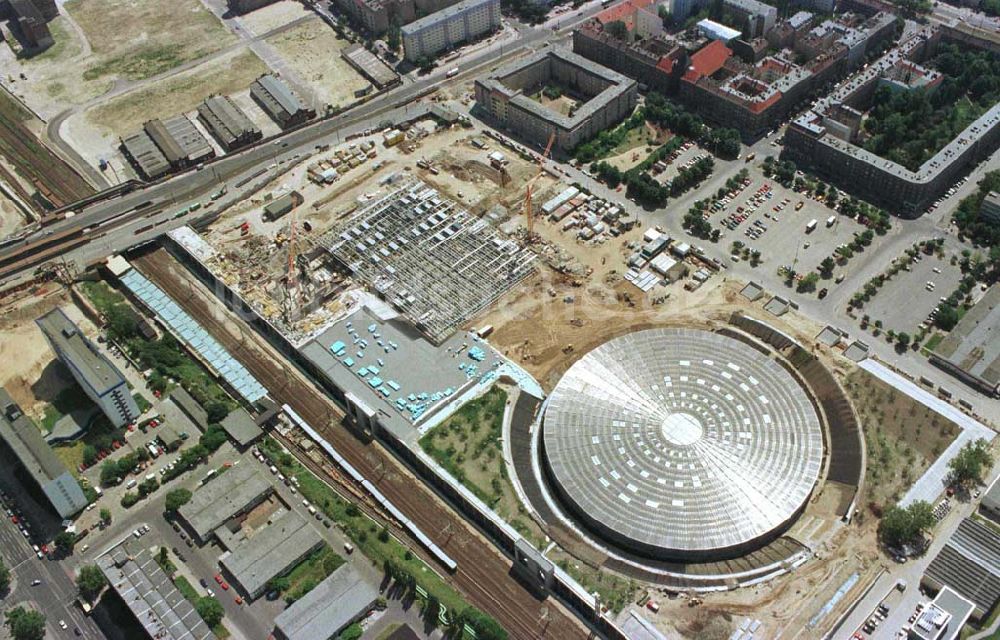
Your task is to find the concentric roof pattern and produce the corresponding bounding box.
[542,328,824,559]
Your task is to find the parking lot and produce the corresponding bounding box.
[857,250,962,336]
[650,141,706,184]
[708,171,881,288]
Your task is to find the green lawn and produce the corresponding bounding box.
[924,332,944,353]
[41,385,94,432]
[174,576,230,639]
[282,544,345,603]
[419,387,547,549]
[260,437,469,614]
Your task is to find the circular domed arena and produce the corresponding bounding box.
[540,327,825,562]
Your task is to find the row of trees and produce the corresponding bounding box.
[382,559,507,639]
[878,439,993,550]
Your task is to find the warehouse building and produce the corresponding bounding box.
[923,517,1000,621]
[0,389,87,518]
[219,408,264,450]
[197,95,262,152]
[98,539,217,640]
[219,510,323,599]
[341,44,399,89]
[178,463,273,541]
[475,48,637,154]
[121,115,216,180]
[930,284,1000,397]
[272,564,379,640]
[250,75,316,129]
[401,0,501,63]
[36,308,139,428]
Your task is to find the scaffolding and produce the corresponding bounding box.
[324,177,536,344]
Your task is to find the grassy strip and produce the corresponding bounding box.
[282,544,345,603]
[260,437,467,614]
[174,576,230,639]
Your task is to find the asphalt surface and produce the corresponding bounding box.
[0,510,102,639]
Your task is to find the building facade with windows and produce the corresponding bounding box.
[36,309,139,428]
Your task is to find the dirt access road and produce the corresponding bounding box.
[132,248,590,640]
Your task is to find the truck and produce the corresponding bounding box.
[446,67,459,78]
[806,219,818,233]
[826,215,836,227]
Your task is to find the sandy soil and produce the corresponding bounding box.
[265,18,369,110]
[2,0,236,118]
[0,190,29,238]
[66,0,236,82]
[0,291,96,420]
[237,0,312,36]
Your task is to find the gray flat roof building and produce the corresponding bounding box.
[909,586,976,640]
[170,387,209,431]
[931,284,1000,397]
[0,388,87,518]
[219,510,323,599]
[341,44,399,89]
[178,463,273,541]
[98,540,217,640]
[219,408,264,449]
[197,95,262,151]
[36,308,139,428]
[272,564,379,640]
[121,115,216,179]
[250,75,315,129]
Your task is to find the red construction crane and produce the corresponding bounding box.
[524,132,556,241]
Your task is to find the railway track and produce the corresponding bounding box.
[132,249,588,640]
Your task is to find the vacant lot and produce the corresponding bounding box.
[843,368,959,510]
[66,0,236,82]
[419,386,547,548]
[86,50,268,139]
[265,19,367,110]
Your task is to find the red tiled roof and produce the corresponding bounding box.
[596,0,656,26]
[682,40,732,83]
[656,56,675,73]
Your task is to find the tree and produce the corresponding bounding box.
[895,332,911,352]
[386,20,401,53]
[100,508,112,525]
[948,438,993,488]
[205,401,230,425]
[165,488,193,514]
[82,445,99,468]
[195,597,225,628]
[340,623,364,640]
[268,576,291,594]
[100,460,122,487]
[4,607,45,640]
[54,530,76,555]
[604,19,629,40]
[416,56,434,74]
[879,501,935,549]
[76,565,107,602]
[819,257,835,277]
[934,304,960,330]
[452,607,507,640]
[0,558,10,592]
[797,272,819,293]
[138,477,159,498]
